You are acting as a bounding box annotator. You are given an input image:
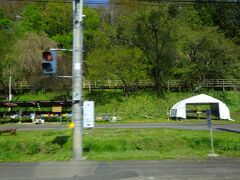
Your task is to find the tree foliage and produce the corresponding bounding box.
[0,1,239,96]
[17,4,45,36]
[42,3,72,48]
[172,5,240,90]
[193,2,240,44]
[86,23,147,96]
[115,5,180,93]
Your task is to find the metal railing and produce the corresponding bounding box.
[3,79,240,91]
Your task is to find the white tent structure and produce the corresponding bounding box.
[170,94,232,120]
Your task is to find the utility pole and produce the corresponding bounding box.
[72,0,84,160]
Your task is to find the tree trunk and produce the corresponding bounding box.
[123,85,129,97]
[153,68,163,94]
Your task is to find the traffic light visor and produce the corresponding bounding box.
[43,51,53,61]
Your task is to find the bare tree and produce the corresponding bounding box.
[5,32,57,90]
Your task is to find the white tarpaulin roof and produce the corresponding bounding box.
[170,94,232,120]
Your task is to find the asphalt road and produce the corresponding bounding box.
[0,123,240,133]
[0,159,239,180]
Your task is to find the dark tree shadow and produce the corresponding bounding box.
[51,136,70,148]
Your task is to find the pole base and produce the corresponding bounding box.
[208,153,218,157]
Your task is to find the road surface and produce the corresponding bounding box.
[0,123,239,133]
[0,159,239,180]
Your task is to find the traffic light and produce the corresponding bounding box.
[42,50,57,74]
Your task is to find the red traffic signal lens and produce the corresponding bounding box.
[43,51,53,61]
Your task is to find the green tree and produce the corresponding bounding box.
[87,46,146,96]
[193,2,240,45]
[42,4,101,51]
[171,5,240,90]
[187,28,239,78]
[118,5,179,94]
[17,4,45,35]
[86,22,147,96]
[83,7,102,53]
[0,30,15,94]
[42,3,72,48]
[214,4,240,45]
[0,9,15,94]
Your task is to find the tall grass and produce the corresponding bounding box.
[2,90,240,121]
[1,129,239,162]
[83,128,240,160]
[14,91,68,101]
[0,130,72,162]
[86,90,240,121]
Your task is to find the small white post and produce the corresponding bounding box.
[206,109,218,157]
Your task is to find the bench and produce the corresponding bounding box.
[0,128,17,135]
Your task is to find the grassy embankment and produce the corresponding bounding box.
[86,90,240,123]
[0,128,239,162]
[3,90,240,123]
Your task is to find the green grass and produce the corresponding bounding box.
[12,91,68,101]
[87,90,240,122]
[84,128,240,160]
[1,90,240,123]
[0,130,72,162]
[0,128,239,162]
